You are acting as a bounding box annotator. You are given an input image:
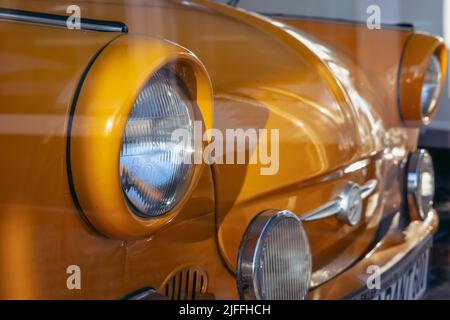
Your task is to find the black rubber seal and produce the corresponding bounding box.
[66,34,124,237]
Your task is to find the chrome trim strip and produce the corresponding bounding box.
[122,287,167,300]
[301,179,378,223]
[0,8,128,33]
[360,179,378,199]
[300,198,342,222]
[343,158,370,174]
[237,150,384,207]
[264,13,415,32]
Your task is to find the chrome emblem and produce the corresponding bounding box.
[302,180,378,226]
[337,183,363,226]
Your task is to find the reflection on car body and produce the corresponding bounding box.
[0,0,447,300]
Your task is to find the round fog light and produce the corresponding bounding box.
[407,149,435,220]
[237,210,312,300]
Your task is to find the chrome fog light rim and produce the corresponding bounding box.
[237,210,312,300]
[407,149,435,220]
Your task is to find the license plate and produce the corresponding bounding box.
[352,239,432,300]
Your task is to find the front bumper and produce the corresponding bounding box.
[308,210,439,300]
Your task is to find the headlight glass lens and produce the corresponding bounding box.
[120,68,195,218]
[421,54,442,115]
[237,210,312,300]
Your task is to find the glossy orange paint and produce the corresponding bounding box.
[309,210,439,299]
[0,0,446,300]
[0,21,126,299]
[0,16,220,299]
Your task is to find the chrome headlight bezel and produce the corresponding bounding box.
[407,149,435,220]
[237,210,312,300]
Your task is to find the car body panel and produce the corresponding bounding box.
[0,0,443,299]
[0,16,218,299]
[0,21,127,298]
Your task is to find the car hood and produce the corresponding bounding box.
[1,0,415,288]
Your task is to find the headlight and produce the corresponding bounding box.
[120,68,195,217]
[69,36,213,238]
[407,149,435,220]
[398,33,447,126]
[237,210,312,300]
[421,54,442,116]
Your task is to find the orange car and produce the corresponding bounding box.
[0,0,447,300]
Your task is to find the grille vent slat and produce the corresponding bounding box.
[160,266,207,300]
[192,271,198,300]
